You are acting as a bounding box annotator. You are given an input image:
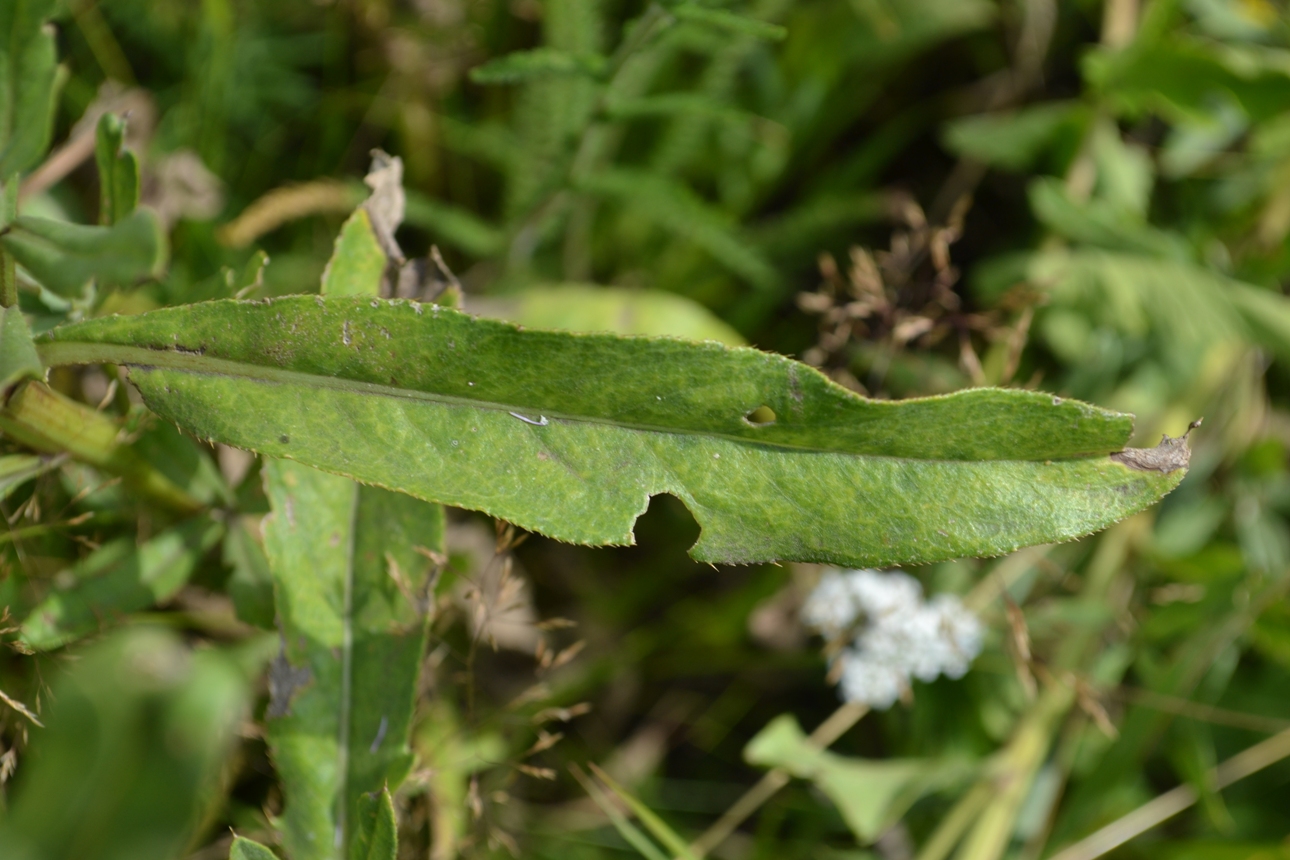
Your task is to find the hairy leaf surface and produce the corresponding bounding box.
[40,296,1186,566]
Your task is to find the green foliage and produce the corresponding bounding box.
[39,298,1178,565]
[745,715,974,842]
[0,211,167,297]
[2,1,1289,859]
[19,517,224,650]
[262,461,443,859]
[0,627,248,860]
[93,114,140,226]
[0,0,59,176]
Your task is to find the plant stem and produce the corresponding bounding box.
[686,702,868,858]
[0,381,203,513]
[1046,726,1290,860]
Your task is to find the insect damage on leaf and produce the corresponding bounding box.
[1110,419,1200,474]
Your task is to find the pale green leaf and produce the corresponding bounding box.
[320,209,387,298]
[230,836,280,860]
[94,113,140,226]
[19,517,225,651]
[0,304,44,392]
[39,296,1187,567]
[263,460,443,860]
[0,210,168,296]
[0,0,59,176]
[745,715,975,842]
[466,283,745,345]
[0,627,248,860]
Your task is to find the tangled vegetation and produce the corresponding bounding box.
[1,0,1289,859]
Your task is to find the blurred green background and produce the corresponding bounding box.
[2,0,1290,858]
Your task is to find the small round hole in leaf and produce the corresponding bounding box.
[745,405,776,426]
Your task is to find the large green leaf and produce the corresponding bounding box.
[0,0,60,176]
[0,210,168,297]
[0,627,249,860]
[37,296,1187,566]
[262,460,442,860]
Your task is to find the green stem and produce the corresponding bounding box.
[0,381,204,513]
[1,174,18,309]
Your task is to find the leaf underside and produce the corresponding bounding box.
[39,297,1185,566]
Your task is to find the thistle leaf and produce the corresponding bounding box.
[40,297,1187,567]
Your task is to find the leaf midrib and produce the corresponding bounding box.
[37,341,1116,464]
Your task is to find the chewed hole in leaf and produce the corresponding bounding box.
[745,405,777,426]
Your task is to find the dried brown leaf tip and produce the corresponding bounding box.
[1111,419,1201,474]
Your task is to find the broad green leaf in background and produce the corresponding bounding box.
[0,0,60,176]
[18,516,225,650]
[0,627,248,860]
[94,113,140,226]
[465,283,746,345]
[0,210,168,297]
[262,460,444,860]
[40,297,1188,566]
[744,715,975,843]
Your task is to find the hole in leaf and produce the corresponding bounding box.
[745,405,777,426]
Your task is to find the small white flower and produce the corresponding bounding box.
[802,568,984,708]
[847,568,922,619]
[800,570,862,636]
[836,648,906,710]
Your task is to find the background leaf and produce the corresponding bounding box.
[0,211,168,297]
[0,627,248,860]
[0,0,59,176]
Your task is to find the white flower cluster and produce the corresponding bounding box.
[800,569,983,710]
